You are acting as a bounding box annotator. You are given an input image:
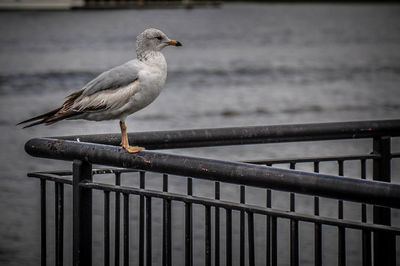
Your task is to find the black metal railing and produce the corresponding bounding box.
[81,0,222,9]
[25,119,400,266]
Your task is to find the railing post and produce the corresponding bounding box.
[40,179,47,266]
[372,137,395,266]
[73,160,93,266]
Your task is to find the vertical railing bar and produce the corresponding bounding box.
[338,160,346,266]
[360,159,371,266]
[55,182,64,266]
[289,163,296,214]
[226,208,232,266]
[361,234,369,266]
[146,196,152,266]
[373,137,395,266]
[240,185,245,266]
[55,183,59,266]
[289,163,299,266]
[139,171,145,266]
[59,183,64,266]
[266,162,272,266]
[40,179,47,266]
[123,193,129,266]
[205,205,211,266]
[167,198,171,266]
[360,159,367,223]
[185,178,193,266]
[271,216,277,266]
[215,182,220,266]
[266,188,272,266]
[162,174,171,266]
[313,162,322,266]
[162,175,167,266]
[104,191,110,266]
[72,160,92,266]
[115,172,121,266]
[248,211,255,266]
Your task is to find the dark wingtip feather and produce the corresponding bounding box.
[17,107,62,128]
[17,117,39,126]
[18,90,84,128]
[22,119,48,129]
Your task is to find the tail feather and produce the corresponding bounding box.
[18,89,84,128]
[22,118,49,129]
[17,107,61,126]
[19,110,81,128]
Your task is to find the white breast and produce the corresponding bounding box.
[120,52,167,118]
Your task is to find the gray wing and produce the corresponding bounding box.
[81,59,142,97]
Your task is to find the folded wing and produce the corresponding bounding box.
[18,59,142,128]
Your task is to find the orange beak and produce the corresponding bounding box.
[168,40,183,46]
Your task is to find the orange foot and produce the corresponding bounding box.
[122,145,145,153]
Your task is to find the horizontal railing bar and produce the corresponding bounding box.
[28,172,73,185]
[27,151,384,180]
[392,152,400,158]
[79,181,400,234]
[25,138,400,209]
[244,154,379,165]
[55,119,400,149]
[33,168,137,177]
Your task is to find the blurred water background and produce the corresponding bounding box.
[1,3,400,266]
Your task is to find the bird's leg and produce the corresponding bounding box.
[119,121,145,153]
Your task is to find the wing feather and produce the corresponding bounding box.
[72,80,141,113]
[81,59,142,97]
[19,60,143,127]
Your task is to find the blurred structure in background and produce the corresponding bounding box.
[0,0,221,10]
[0,0,83,9]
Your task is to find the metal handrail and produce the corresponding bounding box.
[26,119,400,266]
[25,137,400,209]
[55,119,400,149]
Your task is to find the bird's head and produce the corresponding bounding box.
[136,28,182,58]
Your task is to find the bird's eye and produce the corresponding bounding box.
[155,36,163,41]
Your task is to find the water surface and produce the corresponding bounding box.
[1,4,400,265]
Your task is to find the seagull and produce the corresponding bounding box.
[18,28,182,153]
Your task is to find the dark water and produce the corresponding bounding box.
[1,3,400,266]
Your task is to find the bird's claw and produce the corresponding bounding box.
[123,145,145,153]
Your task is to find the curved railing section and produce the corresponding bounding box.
[25,119,400,266]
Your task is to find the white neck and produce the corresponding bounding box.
[138,51,167,69]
